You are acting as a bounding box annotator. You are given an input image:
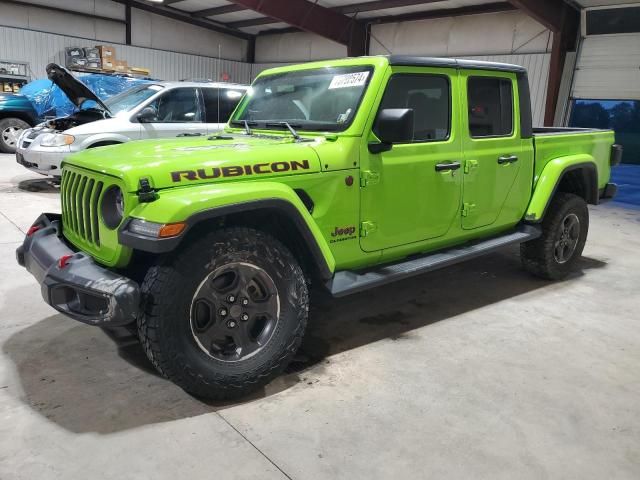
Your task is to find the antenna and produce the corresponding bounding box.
[217,44,221,123]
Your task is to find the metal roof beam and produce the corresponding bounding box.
[191,4,247,18]
[506,0,576,33]
[111,0,252,40]
[227,0,368,55]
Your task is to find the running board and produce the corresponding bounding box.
[327,225,542,297]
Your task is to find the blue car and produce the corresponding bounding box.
[0,92,40,153]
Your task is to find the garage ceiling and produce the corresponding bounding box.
[163,0,517,35]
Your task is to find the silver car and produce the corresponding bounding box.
[16,64,247,178]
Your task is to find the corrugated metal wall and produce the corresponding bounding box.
[253,53,551,126]
[0,25,253,84]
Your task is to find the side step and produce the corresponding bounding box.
[327,225,542,297]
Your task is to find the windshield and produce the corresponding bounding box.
[232,66,374,132]
[104,84,164,115]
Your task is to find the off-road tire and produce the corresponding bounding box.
[138,227,309,400]
[521,192,589,280]
[0,117,29,153]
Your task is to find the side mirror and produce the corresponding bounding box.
[369,108,414,153]
[136,106,157,123]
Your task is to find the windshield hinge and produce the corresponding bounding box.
[137,178,158,203]
[360,170,380,187]
[360,221,378,237]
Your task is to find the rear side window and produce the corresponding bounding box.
[467,77,513,138]
[203,88,245,123]
[375,74,451,142]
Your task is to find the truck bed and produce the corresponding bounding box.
[531,127,616,192]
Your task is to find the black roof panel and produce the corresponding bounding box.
[387,55,527,74]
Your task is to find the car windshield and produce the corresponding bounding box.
[104,84,164,115]
[231,66,374,132]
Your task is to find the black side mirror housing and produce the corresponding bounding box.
[136,106,157,123]
[369,108,414,153]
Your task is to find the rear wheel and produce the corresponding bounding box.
[521,192,589,280]
[0,118,29,153]
[138,227,308,400]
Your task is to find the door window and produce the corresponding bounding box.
[203,88,246,123]
[375,74,450,142]
[467,77,513,137]
[147,87,202,123]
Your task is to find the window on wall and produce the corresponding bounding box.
[375,74,451,142]
[586,7,640,35]
[467,77,513,138]
[569,99,640,165]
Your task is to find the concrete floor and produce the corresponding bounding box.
[1,154,639,479]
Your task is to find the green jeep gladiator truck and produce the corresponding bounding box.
[17,56,621,399]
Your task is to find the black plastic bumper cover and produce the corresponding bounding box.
[16,213,140,326]
[599,182,618,202]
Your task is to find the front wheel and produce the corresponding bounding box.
[0,118,29,153]
[521,192,589,280]
[138,227,308,400]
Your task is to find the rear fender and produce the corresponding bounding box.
[525,154,598,222]
[122,181,336,278]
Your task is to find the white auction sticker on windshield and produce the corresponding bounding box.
[328,71,370,89]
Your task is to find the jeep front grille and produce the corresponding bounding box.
[61,169,105,246]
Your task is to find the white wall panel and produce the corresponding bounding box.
[0,1,247,61]
[0,25,253,85]
[370,11,551,56]
[130,10,246,61]
[0,0,125,42]
[573,34,640,100]
[255,32,347,63]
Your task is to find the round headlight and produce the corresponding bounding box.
[101,186,124,229]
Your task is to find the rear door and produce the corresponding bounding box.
[140,87,206,139]
[202,87,246,133]
[360,67,463,252]
[460,72,523,229]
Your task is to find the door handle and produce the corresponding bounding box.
[498,155,518,164]
[435,161,461,172]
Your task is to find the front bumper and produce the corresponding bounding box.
[16,130,70,177]
[16,213,140,326]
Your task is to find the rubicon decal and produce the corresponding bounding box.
[171,160,310,182]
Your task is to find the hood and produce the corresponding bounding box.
[65,134,323,192]
[46,63,111,114]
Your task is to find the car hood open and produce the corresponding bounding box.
[46,63,112,114]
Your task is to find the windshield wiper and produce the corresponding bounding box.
[242,120,253,136]
[265,121,301,141]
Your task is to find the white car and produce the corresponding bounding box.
[16,64,247,178]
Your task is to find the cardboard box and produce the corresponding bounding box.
[13,84,20,93]
[102,60,115,71]
[97,45,116,61]
[3,83,12,92]
[84,47,100,60]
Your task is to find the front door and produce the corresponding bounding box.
[460,72,523,229]
[360,68,463,252]
[140,87,206,139]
